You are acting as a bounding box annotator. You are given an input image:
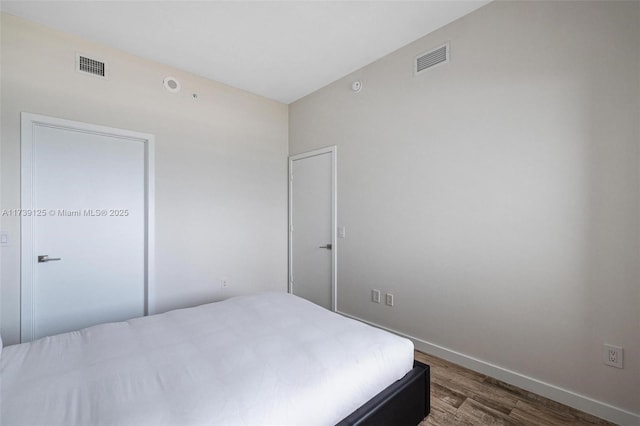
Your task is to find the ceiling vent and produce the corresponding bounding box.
[76,53,107,79]
[415,42,449,75]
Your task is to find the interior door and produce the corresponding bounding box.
[21,113,154,342]
[289,147,336,310]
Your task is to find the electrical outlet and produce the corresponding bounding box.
[604,344,623,368]
[385,293,394,307]
[372,289,381,303]
[221,277,230,289]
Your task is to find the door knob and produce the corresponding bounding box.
[318,244,332,250]
[38,255,62,263]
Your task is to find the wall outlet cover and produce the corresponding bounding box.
[385,293,394,307]
[603,344,623,368]
[221,277,230,289]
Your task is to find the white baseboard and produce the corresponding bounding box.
[337,310,640,426]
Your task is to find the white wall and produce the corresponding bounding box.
[0,13,289,345]
[290,0,639,422]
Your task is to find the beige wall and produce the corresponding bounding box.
[290,0,639,420]
[0,13,289,345]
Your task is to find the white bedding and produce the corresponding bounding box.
[0,292,414,426]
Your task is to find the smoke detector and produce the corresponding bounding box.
[163,76,181,93]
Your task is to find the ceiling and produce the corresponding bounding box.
[0,1,489,104]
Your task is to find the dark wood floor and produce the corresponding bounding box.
[415,351,616,426]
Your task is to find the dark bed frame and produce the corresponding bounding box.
[337,360,430,426]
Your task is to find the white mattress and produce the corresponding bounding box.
[0,292,414,426]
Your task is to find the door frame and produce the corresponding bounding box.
[20,112,155,342]
[288,146,337,311]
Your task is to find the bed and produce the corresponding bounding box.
[0,292,429,425]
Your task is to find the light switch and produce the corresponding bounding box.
[338,227,346,238]
[1,232,8,245]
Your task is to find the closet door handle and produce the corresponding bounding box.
[38,255,62,263]
[318,244,332,250]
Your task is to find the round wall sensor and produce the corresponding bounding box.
[163,76,181,93]
[351,80,362,92]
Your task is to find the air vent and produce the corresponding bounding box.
[76,53,107,79]
[415,43,449,75]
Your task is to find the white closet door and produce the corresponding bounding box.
[21,113,154,341]
[289,147,336,310]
